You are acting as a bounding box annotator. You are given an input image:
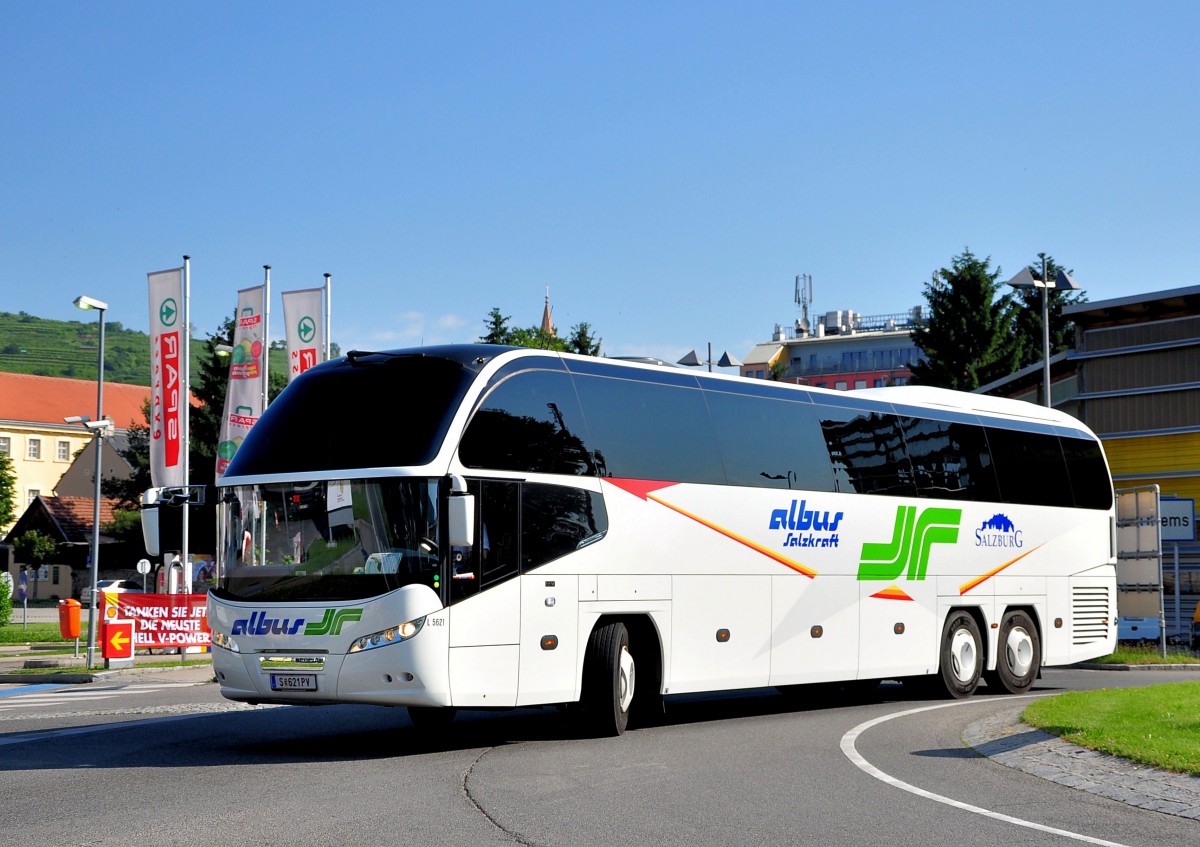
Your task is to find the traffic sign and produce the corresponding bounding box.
[17,569,27,603]
[102,619,134,660]
[1161,498,1195,542]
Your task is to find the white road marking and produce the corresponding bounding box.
[0,684,193,711]
[840,697,1131,847]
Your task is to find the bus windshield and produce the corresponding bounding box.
[214,478,442,603]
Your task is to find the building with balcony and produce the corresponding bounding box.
[740,307,925,389]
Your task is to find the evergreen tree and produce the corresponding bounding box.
[480,308,513,344]
[1013,253,1087,368]
[566,322,602,356]
[910,249,1020,391]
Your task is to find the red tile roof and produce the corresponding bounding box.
[41,495,121,542]
[0,372,150,429]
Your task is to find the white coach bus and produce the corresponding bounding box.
[199,345,1116,735]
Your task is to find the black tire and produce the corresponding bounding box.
[581,621,634,737]
[937,612,982,699]
[407,705,457,729]
[987,611,1041,695]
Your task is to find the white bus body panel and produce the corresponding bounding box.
[448,579,521,706]
[668,575,771,694]
[768,574,859,685]
[517,574,579,705]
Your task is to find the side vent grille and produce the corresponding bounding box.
[1072,585,1111,645]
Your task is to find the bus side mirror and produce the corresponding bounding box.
[447,494,475,549]
[141,488,161,556]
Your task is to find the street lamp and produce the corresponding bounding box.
[73,294,108,667]
[1006,260,1081,408]
[678,343,743,373]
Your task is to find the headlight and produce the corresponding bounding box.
[212,630,241,653]
[348,616,426,654]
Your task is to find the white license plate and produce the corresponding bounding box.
[270,673,317,691]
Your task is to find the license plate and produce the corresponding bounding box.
[270,673,317,691]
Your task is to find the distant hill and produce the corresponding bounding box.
[0,311,288,387]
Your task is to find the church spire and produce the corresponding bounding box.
[541,285,555,337]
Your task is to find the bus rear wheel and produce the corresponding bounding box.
[938,612,981,699]
[985,611,1040,695]
[582,621,634,736]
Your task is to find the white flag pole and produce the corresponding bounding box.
[182,255,192,595]
[324,273,332,362]
[263,265,271,411]
[259,265,271,571]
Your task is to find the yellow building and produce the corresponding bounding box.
[0,372,150,536]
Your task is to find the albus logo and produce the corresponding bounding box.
[975,514,1023,549]
[769,500,844,548]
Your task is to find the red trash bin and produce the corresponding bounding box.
[58,599,81,640]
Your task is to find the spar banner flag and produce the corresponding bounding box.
[216,286,267,477]
[148,268,185,487]
[282,286,324,382]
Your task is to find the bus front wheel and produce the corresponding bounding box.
[582,621,634,736]
[985,611,1040,695]
[938,612,981,699]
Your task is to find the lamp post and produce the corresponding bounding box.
[1006,259,1081,408]
[73,294,108,667]
[678,343,743,373]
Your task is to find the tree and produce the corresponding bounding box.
[479,307,602,356]
[13,529,57,566]
[480,308,514,345]
[1013,253,1087,369]
[191,314,237,479]
[0,450,16,531]
[566,322,602,356]
[910,249,1021,391]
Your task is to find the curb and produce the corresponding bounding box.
[1076,662,1200,672]
[965,705,1200,820]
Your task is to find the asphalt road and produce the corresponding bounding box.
[0,668,1196,847]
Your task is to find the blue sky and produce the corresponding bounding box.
[3,2,1197,369]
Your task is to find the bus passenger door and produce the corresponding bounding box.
[448,480,521,707]
[517,574,578,705]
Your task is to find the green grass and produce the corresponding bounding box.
[1023,682,1200,776]
[0,623,71,645]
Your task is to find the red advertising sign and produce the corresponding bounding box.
[156,331,182,467]
[101,593,211,650]
[102,620,134,660]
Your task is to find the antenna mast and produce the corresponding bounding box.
[794,273,813,335]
